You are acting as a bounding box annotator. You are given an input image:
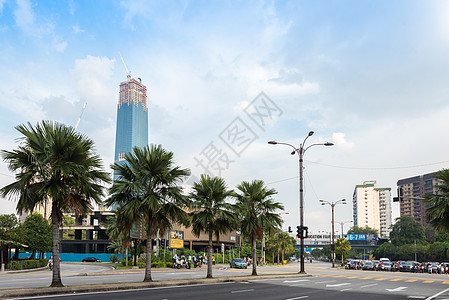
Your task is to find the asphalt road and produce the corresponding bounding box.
[11,280,411,300]
[0,263,301,289]
[4,261,449,299]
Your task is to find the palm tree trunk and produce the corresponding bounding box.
[207,229,213,278]
[50,202,63,287]
[251,237,257,276]
[143,220,153,282]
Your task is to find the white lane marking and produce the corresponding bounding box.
[361,283,378,288]
[426,287,449,300]
[284,279,310,283]
[316,280,336,284]
[326,283,351,287]
[231,289,254,293]
[285,296,309,300]
[386,287,408,292]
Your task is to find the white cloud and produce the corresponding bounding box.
[72,25,84,34]
[71,55,116,102]
[68,0,76,15]
[55,41,67,52]
[332,132,355,152]
[14,0,35,34]
[0,0,6,13]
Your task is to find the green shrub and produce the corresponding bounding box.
[11,261,20,270]
[39,259,49,267]
[109,254,119,263]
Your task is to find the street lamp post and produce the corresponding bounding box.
[336,220,353,265]
[269,132,333,273]
[320,199,347,268]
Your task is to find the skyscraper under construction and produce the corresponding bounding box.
[113,74,148,178]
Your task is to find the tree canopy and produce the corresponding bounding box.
[425,169,449,232]
[106,144,190,282]
[190,174,236,278]
[1,121,110,287]
[235,180,283,276]
[23,213,52,255]
[389,216,425,246]
[347,225,378,235]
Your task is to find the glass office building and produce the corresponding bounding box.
[113,77,148,179]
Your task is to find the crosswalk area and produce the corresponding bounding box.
[252,273,449,299]
[312,273,449,285]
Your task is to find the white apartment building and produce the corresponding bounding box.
[353,181,392,237]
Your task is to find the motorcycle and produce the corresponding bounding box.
[173,257,191,269]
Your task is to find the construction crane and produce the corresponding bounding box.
[75,102,87,130]
[119,51,131,81]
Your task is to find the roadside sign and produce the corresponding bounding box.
[344,234,377,241]
[169,230,184,249]
[130,218,144,240]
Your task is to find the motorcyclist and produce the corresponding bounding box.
[48,257,53,270]
[172,253,179,268]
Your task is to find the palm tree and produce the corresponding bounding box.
[190,175,236,278]
[235,180,284,275]
[278,232,294,263]
[105,207,132,265]
[335,237,351,265]
[0,121,110,287]
[105,145,190,282]
[425,169,449,231]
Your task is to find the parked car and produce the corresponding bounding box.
[398,261,413,272]
[362,261,374,270]
[229,258,248,269]
[349,259,361,270]
[380,261,391,271]
[82,257,102,263]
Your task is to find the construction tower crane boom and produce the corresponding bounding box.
[119,52,131,81]
[75,102,87,130]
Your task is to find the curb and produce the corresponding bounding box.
[0,273,310,299]
[0,266,49,274]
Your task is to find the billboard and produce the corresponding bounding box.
[345,234,377,241]
[169,230,184,249]
[130,218,144,240]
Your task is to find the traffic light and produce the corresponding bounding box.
[288,226,292,233]
[296,226,301,238]
[393,187,403,202]
[160,239,165,248]
[303,226,308,238]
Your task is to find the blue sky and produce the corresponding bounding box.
[1,0,449,235]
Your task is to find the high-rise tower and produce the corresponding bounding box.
[352,181,392,237]
[397,172,440,227]
[113,75,148,178]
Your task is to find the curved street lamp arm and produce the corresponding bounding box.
[304,142,333,153]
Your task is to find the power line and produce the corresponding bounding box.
[266,160,449,185]
[307,160,449,170]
